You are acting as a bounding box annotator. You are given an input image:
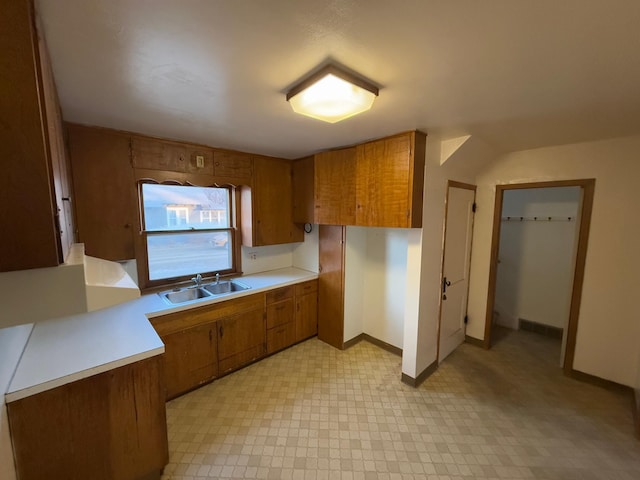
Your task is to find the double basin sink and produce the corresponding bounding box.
[159,280,251,305]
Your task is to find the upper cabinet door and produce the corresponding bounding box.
[355,131,425,228]
[67,125,136,261]
[242,156,304,246]
[315,148,357,226]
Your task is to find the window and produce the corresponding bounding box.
[140,183,236,285]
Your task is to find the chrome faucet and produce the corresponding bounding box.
[215,273,220,284]
[191,273,203,287]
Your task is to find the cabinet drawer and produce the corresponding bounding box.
[266,298,293,329]
[295,280,318,296]
[266,286,294,304]
[267,322,295,354]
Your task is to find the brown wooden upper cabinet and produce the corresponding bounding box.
[67,124,137,261]
[241,156,304,246]
[293,131,426,228]
[0,0,75,271]
[355,131,426,228]
[293,148,357,226]
[131,136,214,176]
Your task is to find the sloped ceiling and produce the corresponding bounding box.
[36,0,640,159]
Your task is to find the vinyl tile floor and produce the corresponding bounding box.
[161,329,640,480]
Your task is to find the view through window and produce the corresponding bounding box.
[141,183,234,282]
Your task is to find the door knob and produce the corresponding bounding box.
[442,277,451,300]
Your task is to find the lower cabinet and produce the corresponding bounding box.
[218,307,266,374]
[150,280,318,400]
[7,356,168,480]
[161,322,218,399]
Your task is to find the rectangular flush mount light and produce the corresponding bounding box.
[286,64,379,123]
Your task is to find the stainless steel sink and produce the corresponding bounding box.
[203,280,250,295]
[161,287,212,304]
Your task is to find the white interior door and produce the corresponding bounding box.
[438,185,476,362]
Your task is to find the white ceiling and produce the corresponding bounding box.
[37,0,640,159]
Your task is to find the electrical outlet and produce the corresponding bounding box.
[196,155,205,168]
[248,252,258,260]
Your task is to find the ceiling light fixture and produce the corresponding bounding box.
[286,64,379,123]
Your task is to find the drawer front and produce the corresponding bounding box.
[295,280,318,296]
[266,298,293,329]
[267,322,295,354]
[266,285,294,304]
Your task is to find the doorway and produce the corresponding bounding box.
[484,179,595,374]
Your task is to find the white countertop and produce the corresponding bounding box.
[5,267,317,403]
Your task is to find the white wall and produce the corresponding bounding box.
[495,187,580,329]
[240,226,320,276]
[241,243,294,275]
[343,227,408,348]
[402,135,489,379]
[293,227,319,273]
[0,262,86,328]
[466,134,640,387]
[0,324,34,480]
[344,227,367,342]
[361,228,408,348]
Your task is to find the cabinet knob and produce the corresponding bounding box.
[124,223,131,229]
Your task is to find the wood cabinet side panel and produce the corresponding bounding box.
[317,225,345,348]
[38,32,74,260]
[410,131,427,227]
[8,356,167,480]
[108,355,169,479]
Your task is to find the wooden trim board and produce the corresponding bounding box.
[342,333,403,357]
[401,359,438,388]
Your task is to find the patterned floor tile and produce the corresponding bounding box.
[162,329,640,479]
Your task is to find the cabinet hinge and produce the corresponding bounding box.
[464,315,468,324]
[472,203,477,213]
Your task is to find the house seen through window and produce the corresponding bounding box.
[141,183,235,283]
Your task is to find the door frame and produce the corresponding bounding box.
[483,179,595,374]
[437,180,477,362]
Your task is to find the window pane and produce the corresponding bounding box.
[147,232,232,281]
[142,184,230,231]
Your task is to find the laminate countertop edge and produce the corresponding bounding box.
[5,267,318,403]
